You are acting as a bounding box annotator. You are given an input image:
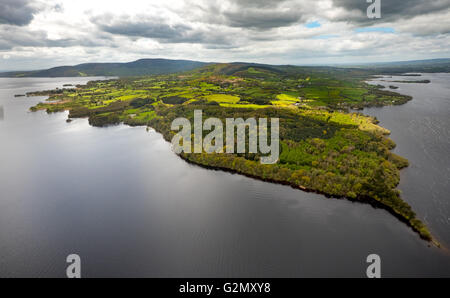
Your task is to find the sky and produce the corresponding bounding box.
[0,0,450,71]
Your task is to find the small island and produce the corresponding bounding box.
[390,80,431,84]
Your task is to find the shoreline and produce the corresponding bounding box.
[175,148,439,246]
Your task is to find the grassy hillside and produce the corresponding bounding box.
[0,59,208,78]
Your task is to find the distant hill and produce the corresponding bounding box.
[1,58,449,78]
[199,58,450,78]
[0,59,209,78]
[346,58,450,74]
[188,62,376,81]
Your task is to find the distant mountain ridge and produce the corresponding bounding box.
[0,59,209,78]
[1,58,449,78]
[345,58,450,74]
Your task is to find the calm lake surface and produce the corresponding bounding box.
[0,76,449,277]
[365,74,450,247]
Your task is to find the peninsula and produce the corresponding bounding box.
[27,62,433,242]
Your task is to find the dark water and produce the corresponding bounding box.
[365,74,450,248]
[0,77,449,278]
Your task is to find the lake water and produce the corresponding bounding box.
[0,76,449,277]
[365,74,450,247]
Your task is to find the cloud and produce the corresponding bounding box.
[1,0,450,71]
[221,1,304,30]
[0,25,48,48]
[90,13,236,45]
[179,0,313,30]
[331,0,450,24]
[0,0,64,27]
[0,23,116,51]
[92,14,191,40]
[388,9,450,36]
[0,0,39,26]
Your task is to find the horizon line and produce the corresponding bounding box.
[1,57,449,73]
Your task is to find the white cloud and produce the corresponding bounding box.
[0,0,449,71]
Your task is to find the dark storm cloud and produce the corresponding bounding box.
[0,24,115,51]
[0,0,39,26]
[193,0,305,30]
[95,19,191,41]
[332,0,450,23]
[0,26,47,48]
[223,9,302,30]
[91,14,233,45]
